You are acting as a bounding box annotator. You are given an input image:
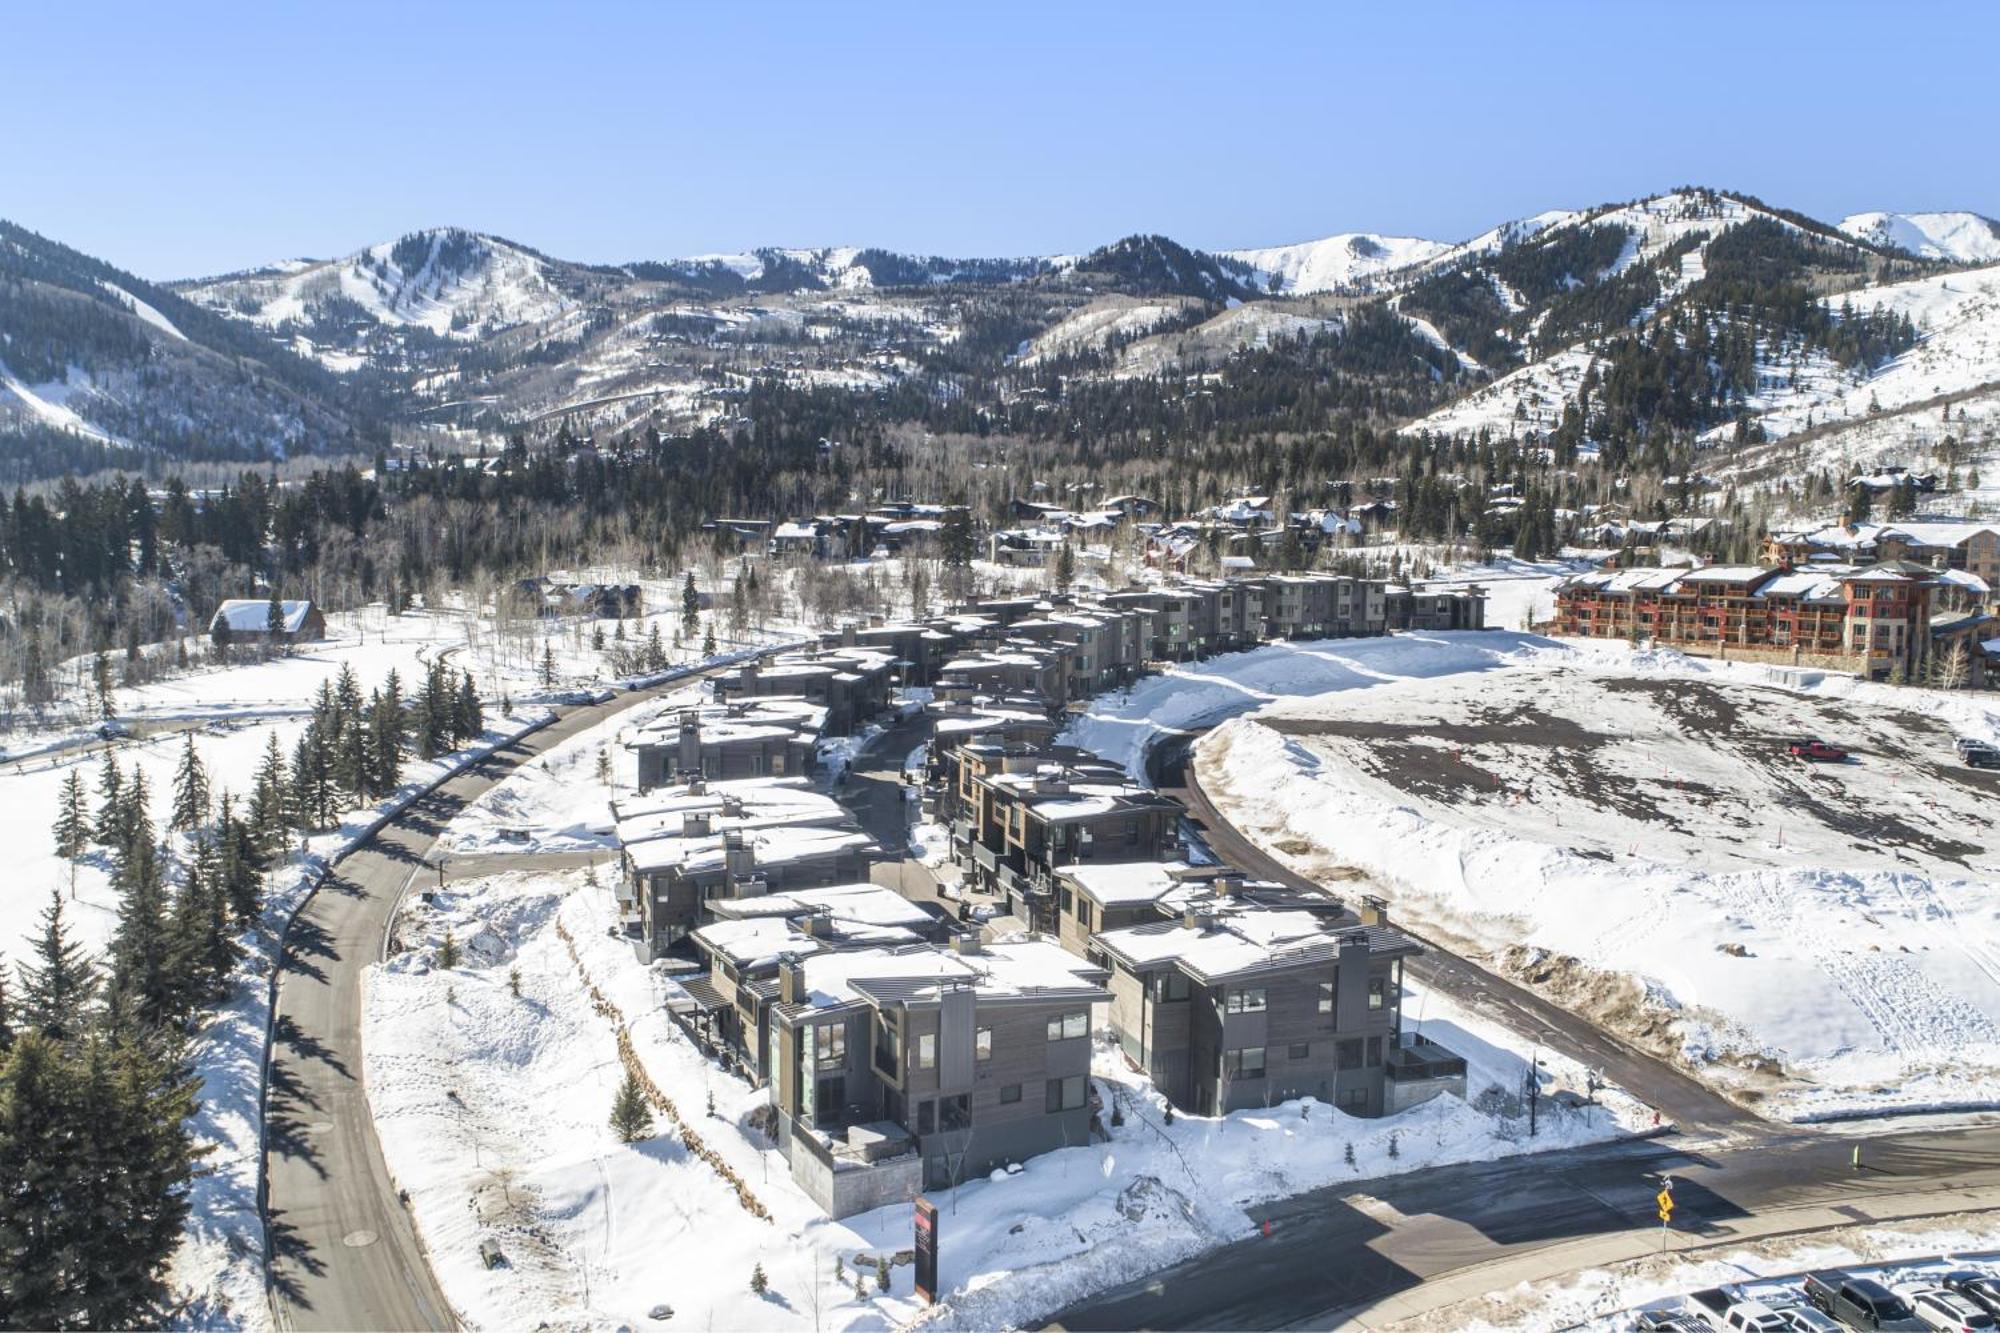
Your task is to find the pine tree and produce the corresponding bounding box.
[750,1262,768,1296]
[120,768,155,859]
[1054,539,1076,591]
[682,571,700,624]
[596,749,612,787]
[94,651,116,720]
[610,1068,654,1142]
[437,929,461,969]
[16,889,96,1042]
[539,642,558,687]
[217,796,264,923]
[54,770,89,892]
[875,1256,890,1293]
[169,733,210,832]
[265,589,287,653]
[457,671,484,740]
[94,752,124,845]
[644,623,666,672]
[249,731,289,846]
[106,838,170,1030]
[701,621,717,657]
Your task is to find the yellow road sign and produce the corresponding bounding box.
[1656,1189,1674,1213]
[1658,1206,1672,1223]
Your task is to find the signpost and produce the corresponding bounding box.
[914,1196,939,1305]
[1656,1178,1675,1251]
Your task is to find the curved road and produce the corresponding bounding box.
[263,675,727,1330]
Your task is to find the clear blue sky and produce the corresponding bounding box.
[4,0,1993,281]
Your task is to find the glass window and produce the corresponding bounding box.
[1077,900,1094,928]
[1317,981,1334,1015]
[999,1083,1022,1104]
[1059,887,1072,913]
[1368,977,1386,1011]
[1045,1075,1087,1113]
[916,1099,936,1135]
[1153,972,1190,1002]
[873,1013,900,1079]
[940,1094,971,1132]
[1224,1046,1266,1079]
[816,1022,846,1070]
[917,1032,937,1070]
[1225,987,1267,1014]
[1338,1038,1363,1070]
[1366,1036,1382,1067]
[975,1027,993,1062]
[1288,1042,1310,1060]
[1046,1010,1088,1041]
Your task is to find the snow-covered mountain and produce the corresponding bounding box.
[1225,233,1451,294]
[183,228,579,348]
[1838,210,2000,265]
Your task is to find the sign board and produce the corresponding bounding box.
[1655,1189,1673,1214]
[913,1196,939,1304]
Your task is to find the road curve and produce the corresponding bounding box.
[263,678,722,1331]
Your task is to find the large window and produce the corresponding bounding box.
[1223,1046,1266,1079]
[1045,1075,1087,1113]
[940,1094,971,1132]
[916,1032,937,1071]
[975,1027,993,1062]
[873,1013,901,1080]
[1153,972,1190,1003]
[999,1083,1022,1104]
[1317,981,1334,1015]
[1337,1038,1363,1070]
[1225,987,1267,1014]
[1288,1042,1310,1061]
[1368,977,1387,1011]
[1076,900,1094,929]
[815,1022,846,1070]
[1046,1010,1088,1042]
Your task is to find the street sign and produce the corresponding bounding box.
[913,1196,939,1304]
[1655,1188,1673,1214]
[1657,1205,1672,1223]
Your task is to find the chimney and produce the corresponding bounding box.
[1182,909,1212,932]
[800,912,832,938]
[740,660,760,690]
[682,810,712,838]
[679,711,700,772]
[868,614,885,629]
[1358,894,1388,927]
[842,622,859,647]
[950,933,982,955]
[724,830,754,876]
[686,775,707,796]
[720,794,744,819]
[1215,874,1244,898]
[778,953,805,1005]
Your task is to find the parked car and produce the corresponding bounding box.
[1803,1272,1926,1330]
[1685,1292,1792,1333]
[1636,1311,1711,1333]
[1965,744,2000,770]
[1900,1286,1998,1332]
[1940,1273,2000,1318]
[1955,736,1981,758]
[1772,1307,1844,1333]
[1788,738,1848,762]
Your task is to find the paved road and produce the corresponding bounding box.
[263,677,721,1331]
[1152,739,1760,1139]
[1047,1120,2000,1330]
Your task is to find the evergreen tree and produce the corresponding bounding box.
[120,768,155,860]
[437,929,461,969]
[217,795,264,924]
[610,1068,654,1142]
[249,731,289,846]
[94,752,124,845]
[701,620,717,656]
[1054,539,1076,591]
[169,732,210,832]
[53,770,89,892]
[750,1262,768,1296]
[539,642,558,687]
[681,570,700,624]
[265,589,286,652]
[93,652,116,720]
[456,671,484,740]
[106,839,170,1029]
[644,623,667,672]
[16,890,95,1042]
[368,686,405,794]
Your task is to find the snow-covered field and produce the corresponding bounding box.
[364,865,1645,1333]
[1062,629,2000,1121]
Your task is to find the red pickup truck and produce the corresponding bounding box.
[1787,739,1847,762]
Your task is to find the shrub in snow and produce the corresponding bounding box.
[750,1263,768,1296]
[854,1275,869,1303]
[437,929,461,969]
[508,967,521,997]
[611,1069,654,1143]
[1388,1132,1400,1159]
[1344,1141,1356,1169]
[875,1256,890,1293]
[834,1256,845,1284]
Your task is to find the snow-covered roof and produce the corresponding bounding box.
[623,824,875,876]
[1940,568,1992,595]
[705,881,933,931]
[1679,565,1772,585]
[1095,908,1415,982]
[210,599,315,633]
[1059,860,1191,907]
[788,940,1108,1012]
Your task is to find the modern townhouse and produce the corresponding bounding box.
[625,696,825,788]
[1092,889,1464,1118]
[766,937,1111,1216]
[681,882,943,1082]
[716,646,897,734]
[614,776,878,953]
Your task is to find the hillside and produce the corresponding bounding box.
[1839,210,2000,264]
[0,219,377,478]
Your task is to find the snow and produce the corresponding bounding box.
[1061,630,2000,1120]
[363,864,1648,1333]
[209,599,316,634]
[1402,346,1600,440]
[96,278,189,341]
[0,362,125,444]
[1017,296,1190,365]
[1224,233,1452,294]
[1840,210,2000,265]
